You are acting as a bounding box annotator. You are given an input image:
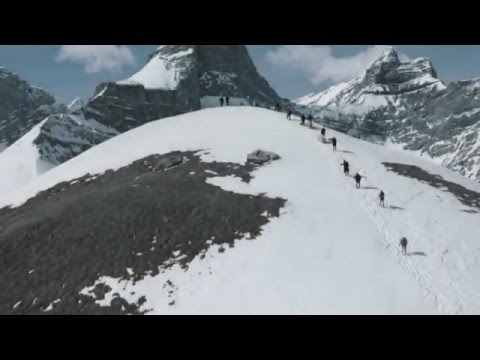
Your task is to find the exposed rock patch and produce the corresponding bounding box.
[0,151,285,314]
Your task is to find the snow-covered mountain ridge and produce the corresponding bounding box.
[1,46,295,173]
[1,107,479,314]
[296,46,480,183]
[0,68,65,149]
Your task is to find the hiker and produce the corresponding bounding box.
[225,95,230,106]
[400,237,408,255]
[274,102,281,112]
[331,137,337,150]
[287,110,292,120]
[379,190,385,207]
[354,172,362,188]
[341,160,349,175]
[300,114,306,126]
[307,114,313,128]
[321,127,326,137]
[220,96,224,107]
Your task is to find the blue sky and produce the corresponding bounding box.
[1,45,480,104]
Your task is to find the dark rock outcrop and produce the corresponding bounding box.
[247,150,280,164]
[0,68,60,148]
[0,151,286,315]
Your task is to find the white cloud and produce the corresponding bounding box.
[265,45,391,85]
[56,45,136,73]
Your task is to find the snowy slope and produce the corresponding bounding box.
[295,82,349,106]
[4,107,480,314]
[0,120,54,194]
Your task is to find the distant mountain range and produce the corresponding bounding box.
[295,47,480,182]
[1,46,480,183]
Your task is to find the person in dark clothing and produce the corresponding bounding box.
[321,127,326,137]
[331,137,337,150]
[220,96,224,107]
[354,172,362,188]
[307,114,313,128]
[300,114,306,126]
[379,190,385,207]
[287,110,292,120]
[225,95,230,106]
[400,237,408,255]
[341,160,349,175]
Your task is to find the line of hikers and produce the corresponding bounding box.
[340,160,364,189]
[339,160,408,254]
[323,123,408,254]
[220,98,281,111]
[283,114,410,256]
[285,106,411,256]
[286,110,314,128]
[339,158,409,254]
[340,159,386,199]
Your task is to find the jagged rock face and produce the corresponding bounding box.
[91,45,289,127]
[196,45,283,105]
[0,68,57,148]
[297,47,480,182]
[34,113,119,165]
[83,82,199,133]
[392,80,480,180]
[34,45,293,165]
[80,45,285,135]
[302,47,444,109]
[362,48,438,95]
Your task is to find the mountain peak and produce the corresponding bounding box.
[116,45,286,107]
[0,67,57,148]
[67,97,85,113]
[34,44,292,165]
[382,46,398,58]
[369,46,400,69]
[295,47,442,109]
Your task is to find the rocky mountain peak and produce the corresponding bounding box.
[67,97,85,113]
[118,45,285,107]
[370,46,400,67]
[362,47,439,92]
[0,67,58,148]
[297,49,480,182]
[26,45,294,166]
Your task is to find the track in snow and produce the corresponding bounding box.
[324,133,467,314]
